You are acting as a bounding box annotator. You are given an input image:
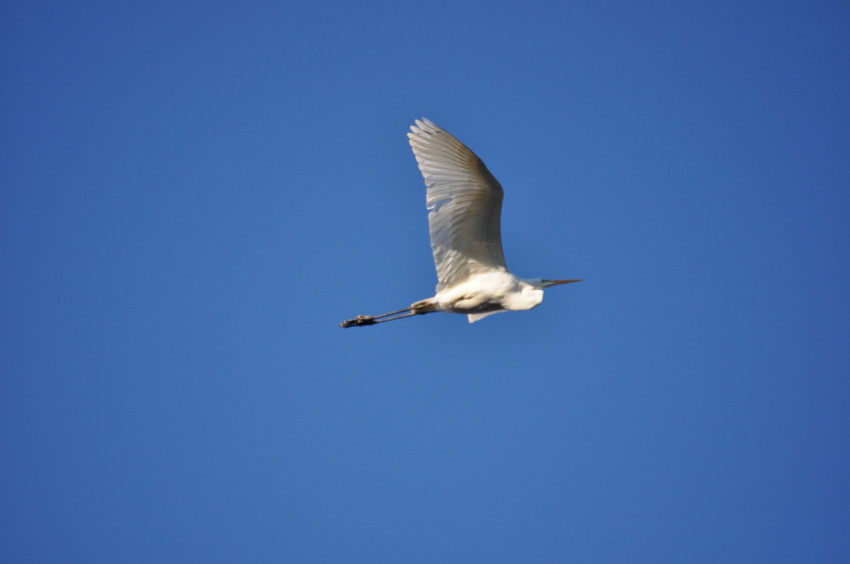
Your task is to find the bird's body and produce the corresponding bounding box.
[340,118,581,328]
[412,271,544,320]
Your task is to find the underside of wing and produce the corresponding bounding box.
[408,118,507,290]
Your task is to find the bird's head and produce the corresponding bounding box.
[527,278,584,289]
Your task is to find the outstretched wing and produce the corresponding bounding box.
[408,118,507,291]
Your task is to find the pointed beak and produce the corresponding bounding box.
[548,279,584,286]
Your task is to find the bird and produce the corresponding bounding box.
[340,118,582,328]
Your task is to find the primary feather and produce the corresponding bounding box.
[408,118,507,291]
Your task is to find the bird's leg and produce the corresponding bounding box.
[339,308,412,327]
[339,307,427,328]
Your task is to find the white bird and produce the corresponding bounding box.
[340,118,582,328]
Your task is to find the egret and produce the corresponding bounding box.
[340,118,582,328]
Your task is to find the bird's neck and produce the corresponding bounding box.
[504,280,544,311]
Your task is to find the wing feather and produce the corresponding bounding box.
[408,118,507,290]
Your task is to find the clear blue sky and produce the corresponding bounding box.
[2,1,849,562]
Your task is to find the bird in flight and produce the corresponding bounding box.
[340,118,582,328]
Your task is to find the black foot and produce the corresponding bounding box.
[339,315,376,328]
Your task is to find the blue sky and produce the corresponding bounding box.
[2,1,849,562]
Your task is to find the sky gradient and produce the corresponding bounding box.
[2,1,849,562]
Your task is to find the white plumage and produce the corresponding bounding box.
[340,118,581,328]
[408,118,507,292]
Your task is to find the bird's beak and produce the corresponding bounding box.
[548,279,584,286]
